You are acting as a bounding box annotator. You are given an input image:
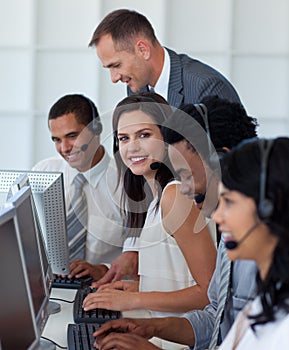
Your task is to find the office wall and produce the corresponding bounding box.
[1,0,289,169]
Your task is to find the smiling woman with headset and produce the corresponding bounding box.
[83,91,216,349]
[213,137,289,349]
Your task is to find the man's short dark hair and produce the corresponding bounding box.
[89,9,158,51]
[48,94,100,127]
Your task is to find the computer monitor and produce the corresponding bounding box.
[0,170,70,275]
[0,204,40,350]
[6,186,50,336]
[7,173,53,296]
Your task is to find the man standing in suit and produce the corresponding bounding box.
[89,9,241,107]
[88,9,242,286]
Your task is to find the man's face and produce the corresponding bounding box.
[49,113,99,172]
[96,34,151,93]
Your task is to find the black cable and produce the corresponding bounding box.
[41,336,67,349]
[49,297,75,303]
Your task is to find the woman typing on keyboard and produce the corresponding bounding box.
[82,92,216,349]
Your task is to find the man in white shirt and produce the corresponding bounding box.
[33,94,126,280]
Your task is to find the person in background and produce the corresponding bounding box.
[33,94,126,281]
[92,96,259,350]
[89,9,241,108]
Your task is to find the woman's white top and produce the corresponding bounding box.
[138,181,196,318]
[219,296,289,349]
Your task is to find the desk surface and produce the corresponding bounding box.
[42,288,76,349]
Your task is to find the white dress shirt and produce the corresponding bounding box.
[149,47,171,101]
[33,149,126,264]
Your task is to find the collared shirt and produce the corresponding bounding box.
[149,47,171,101]
[184,239,258,350]
[33,149,126,264]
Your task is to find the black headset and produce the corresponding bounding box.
[84,96,103,135]
[194,103,225,169]
[258,139,274,220]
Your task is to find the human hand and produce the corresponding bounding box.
[93,318,156,341]
[95,333,160,350]
[69,259,108,280]
[92,251,138,288]
[97,280,139,293]
[83,288,137,312]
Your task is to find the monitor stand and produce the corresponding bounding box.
[39,338,56,350]
[47,300,61,314]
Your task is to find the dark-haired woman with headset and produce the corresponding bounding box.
[213,137,289,349]
[83,92,216,349]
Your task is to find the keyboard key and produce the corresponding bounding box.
[67,323,100,350]
[52,275,94,289]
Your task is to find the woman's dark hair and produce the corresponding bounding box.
[112,92,174,237]
[221,137,289,327]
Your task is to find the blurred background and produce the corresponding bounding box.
[1,0,289,169]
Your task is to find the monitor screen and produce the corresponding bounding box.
[0,205,40,350]
[0,170,70,275]
[6,186,50,337]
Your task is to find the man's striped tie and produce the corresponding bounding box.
[67,174,88,260]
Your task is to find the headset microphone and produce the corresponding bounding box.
[150,162,161,170]
[80,135,95,152]
[225,240,239,250]
[194,193,205,204]
[225,222,260,250]
[193,169,217,206]
[80,144,89,152]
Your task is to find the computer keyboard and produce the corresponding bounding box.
[67,323,100,350]
[52,275,94,289]
[73,287,121,324]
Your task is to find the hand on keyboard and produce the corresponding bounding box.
[82,284,135,312]
[73,287,121,324]
[93,318,158,350]
[69,259,109,281]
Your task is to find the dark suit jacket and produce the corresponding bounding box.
[128,48,241,108]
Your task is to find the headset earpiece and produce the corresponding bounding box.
[258,139,274,220]
[258,198,274,220]
[194,103,222,170]
[114,135,119,149]
[91,116,103,135]
[209,149,226,170]
[85,96,103,135]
